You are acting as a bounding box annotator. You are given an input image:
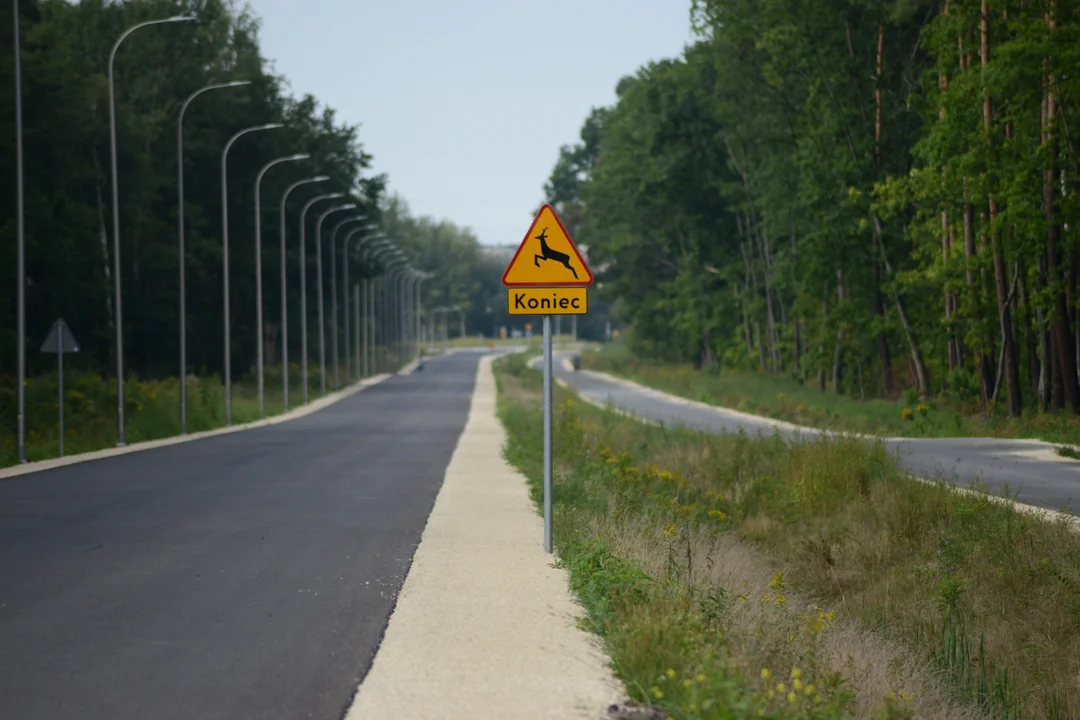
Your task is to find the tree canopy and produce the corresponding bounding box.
[0,0,480,386]
[545,0,1080,416]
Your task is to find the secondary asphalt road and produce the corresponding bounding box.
[0,351,483,720]
[547,351,1080,515]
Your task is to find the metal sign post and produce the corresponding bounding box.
[41,319,80,457]
[502,204,593,554]
[542,315,554,552]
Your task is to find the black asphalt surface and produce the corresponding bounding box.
[0,351,484,720]
[547,351,1080,515]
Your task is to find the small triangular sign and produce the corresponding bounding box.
[502,204,593,287]
[40,318,80,354]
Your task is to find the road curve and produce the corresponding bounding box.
[546,352,1080,515]
[0,352,484,720]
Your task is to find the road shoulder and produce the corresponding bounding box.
[344,354,625,720]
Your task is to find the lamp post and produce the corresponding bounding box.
[13,0,26,462]
[220,122,283,425]
[297,192,344,402]
[365,243,401,373]
[278,176,329,411]
[254,153,309,418]
[177,79,249,434]
[328,215,368,388]
[382,256,410,369]
[413,272,432,362]
[404,272,421,362]
[315,203,357,395]
[109,13,195,445]
[341,224,378,382]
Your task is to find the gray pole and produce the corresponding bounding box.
[363,278,371,377]
[108,14,195,446]
[414,278,422,361]
[220,123,282,425]
[329,216,366,388]
[360,278,367,378]
[367,278,375,375]
[315,203,356,395]
[341,226,378,382]
[277,176,329,411]
[57,325,63,458]
[14,0,26,463]
[363,243,397,371]
[354,284,360,381]
[177,80,249,435]
[297,192,344,403]
[399,274,410,364]
[253,153,309,418]
[381,258,408,369]
[402,276,410,362]
[543,314,553,553]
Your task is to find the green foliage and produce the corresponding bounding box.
[497,354,1080,718]
[584,343,1080,443]
[1,0,507,453]
[546,0,1080,422]
[1,0,386,383]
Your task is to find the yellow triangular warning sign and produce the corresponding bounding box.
[502,204,593,287]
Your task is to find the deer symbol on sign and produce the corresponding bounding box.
[533,227,578,279]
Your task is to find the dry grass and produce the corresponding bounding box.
[496,352,1080,720]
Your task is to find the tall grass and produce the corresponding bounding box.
[582,343,1080,444]
[497,352,1080,719]
[0,356,401,468]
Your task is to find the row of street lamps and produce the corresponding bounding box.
[11,6,428,462]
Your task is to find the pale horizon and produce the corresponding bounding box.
[247,0,695,244]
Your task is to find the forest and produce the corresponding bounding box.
[0,0,511,459]
[0,0,519,377]
[545,0,1080,419]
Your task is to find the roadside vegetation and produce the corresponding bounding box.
[496,352,1080,720]
[5,0,600,465]
[0,364,347,467]
[583,343,1080,446]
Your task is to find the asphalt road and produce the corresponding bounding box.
[546,351,1080,515]
[0,351,483,720]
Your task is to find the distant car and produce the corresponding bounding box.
[571,354,581,371]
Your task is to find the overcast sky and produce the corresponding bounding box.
[246,0,694,245]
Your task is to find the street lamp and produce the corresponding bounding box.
[382,255,410,368]
[328,215,368,388]
[409,271,432,362]
[404,271,422,361]
[365,243,402,373]
[13,0,26,462]
[108,13,195,446]
[220,122,283,425]
[356,240,389,379]
[177,79,250,434]
[341,224,378,382]
[278,176,329,411]
[315,202,357,395]
[254,153,309,418]
[297,192,344,401]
